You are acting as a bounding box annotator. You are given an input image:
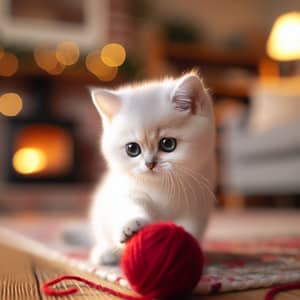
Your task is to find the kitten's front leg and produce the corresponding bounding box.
[114,193,154,244]
[120,218,150,243]
[90,205,150,265]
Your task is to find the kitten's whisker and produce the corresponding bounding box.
[175,168,205,210]
[166,170,174,198]
[175,165,216,204]
[180,169,212,215]
[173,169,190,210]
[176,165,214,195]
[164,172,172,200]
[182,167,212,191]
[168,171,175,198]
[182,172,198,204]
[163,170,171,209]
[167,170,182,211]
[172,163,212,190]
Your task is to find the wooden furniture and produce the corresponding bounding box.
[144,41,262,98]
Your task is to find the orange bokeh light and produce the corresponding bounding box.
[86,50,118,81]
[0,52,19,77]
[0,93,23,117]
[34,47,65,75]
[56,41,80,66]
[101,43,126,67]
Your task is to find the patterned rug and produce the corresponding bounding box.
[1,216,300,295]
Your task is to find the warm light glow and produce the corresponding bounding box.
[86,50,118,81]
[0,52,19,77]
[0,93,23,117]
[34,47,65,74]
[47,62,65,75]
[13,148,47,175]
[34,47,57,70]
[101,43,126,67]
[14,125,74,177]
[267,12,300,61]
[56,41,80,66]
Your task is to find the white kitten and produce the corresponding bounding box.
[89,72,216,265]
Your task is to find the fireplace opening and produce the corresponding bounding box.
[6,118,77,183]
[12,123,74,177]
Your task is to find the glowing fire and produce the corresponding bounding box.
[13,148,47,175]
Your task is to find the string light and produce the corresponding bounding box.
[34,47,65,74]
[86,50,118,81]
[47,63,65,75]
[0,52,19,77]
[0,93,23,117]
[34,47,58,71]
[56,41,80,66]
[101,43,126,67]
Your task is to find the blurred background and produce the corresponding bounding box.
[0,0,300,214]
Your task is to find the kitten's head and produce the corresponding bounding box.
[90,72,215,182]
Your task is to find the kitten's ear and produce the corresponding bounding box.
[171,73,208,114]
[89,88,121,121]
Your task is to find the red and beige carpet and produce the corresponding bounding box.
[0,210,299,295]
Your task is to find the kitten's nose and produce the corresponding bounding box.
[145,161,156,170]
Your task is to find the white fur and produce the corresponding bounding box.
[89,73,216,265]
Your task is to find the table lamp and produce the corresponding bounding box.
[249,12,300,133]
[267,12,300,62]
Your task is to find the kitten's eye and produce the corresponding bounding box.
[126,142,141,157]
[159,137,177,152]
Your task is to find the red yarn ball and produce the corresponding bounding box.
[121,222,204,299]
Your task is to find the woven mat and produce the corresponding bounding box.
[1,217,300,295]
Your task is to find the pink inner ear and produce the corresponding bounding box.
[172,89,199,114]
[172,93,192,112]
[172,75,204,114]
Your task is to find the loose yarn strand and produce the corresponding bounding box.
[43,223,204,300]
[42,275,151,300]
[265,282,300,300]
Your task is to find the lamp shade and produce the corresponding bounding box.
[267,12,300,61]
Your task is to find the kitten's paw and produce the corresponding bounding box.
[90,245,120,265]
[120,218,150,243]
